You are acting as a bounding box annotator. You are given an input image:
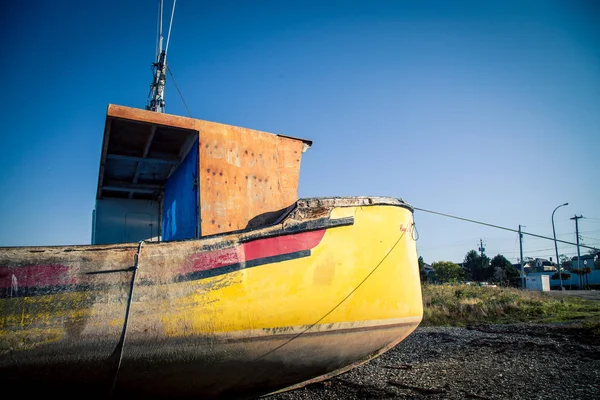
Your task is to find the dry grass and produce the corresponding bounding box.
[420,283,600,328]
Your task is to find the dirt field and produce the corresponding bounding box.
[269,322,600,399]
[266,290,600,399]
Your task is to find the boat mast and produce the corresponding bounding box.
[146,0,176,113]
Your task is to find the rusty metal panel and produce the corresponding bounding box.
[276,135,306,206]
[196,120,306,236]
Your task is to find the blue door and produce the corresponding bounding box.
[161,138,199,241]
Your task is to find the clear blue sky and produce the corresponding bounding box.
[2,0,599,265]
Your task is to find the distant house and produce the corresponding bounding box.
[571,253,598,270]
[423,262,434,275]
[519,254,599,289]
[522,258,556,273]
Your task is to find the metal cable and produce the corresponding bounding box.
[413,207,598,251]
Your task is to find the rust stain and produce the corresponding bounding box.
[197,121,306,236]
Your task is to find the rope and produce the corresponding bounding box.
[253,227,407,361]
[413,207,598,251]
[411,220,419,241]
[110,240,144,397]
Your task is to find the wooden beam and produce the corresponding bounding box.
[167,132,199,178]
[96,117,112,199]
[107,104,197,131]
[103,181,161,194]
[106,153,179,165]
[130,125,157,198]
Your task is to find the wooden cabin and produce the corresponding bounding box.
[92,105,311,244]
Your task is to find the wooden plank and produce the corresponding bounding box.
[107,104,196,131]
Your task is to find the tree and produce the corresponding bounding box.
[492,267,506,284]
[463,250,491,282]
[418,256,428,283]
[572,267,592,289]
[551,272,571,280]
[431,261,464,283]
[586,248,600,270]
[572,268,585,289]
[559,254,572,270]
[490,254,520,287]
[462,250,478,281]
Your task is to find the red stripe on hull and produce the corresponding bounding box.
[243,230,325,260]
[188,230,325,273]
[0,264,73,289]
[0,230,327,290]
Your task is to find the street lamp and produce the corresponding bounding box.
[552,202,569,290]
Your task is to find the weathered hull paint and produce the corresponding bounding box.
[0,197,423,399]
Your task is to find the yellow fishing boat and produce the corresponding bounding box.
[0,104,422,399]
[0,2,422,396]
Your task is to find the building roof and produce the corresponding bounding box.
[572,254,596,261]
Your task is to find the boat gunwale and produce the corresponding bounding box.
[0,196,413,251]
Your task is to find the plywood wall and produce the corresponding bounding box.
[196,119,307,236]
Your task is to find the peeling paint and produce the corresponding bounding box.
[0,198,421,399]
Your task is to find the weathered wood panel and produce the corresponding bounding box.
[196,120,307,236]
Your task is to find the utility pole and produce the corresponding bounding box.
[478,239,486,282]
[519,225,525,289]
[552,203,568,290]
[571,214,584,289]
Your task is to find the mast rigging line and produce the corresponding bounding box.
[167,65,192,118]
[165,0,177,57]
[156,0,161,59]
[413,207,598,251]
[147,0,177,113]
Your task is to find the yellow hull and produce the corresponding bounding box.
[0,196,422,398]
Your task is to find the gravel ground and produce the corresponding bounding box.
[268,322,600,399]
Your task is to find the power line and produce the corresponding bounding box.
[497,247,558,254]
[413,207,598,251]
